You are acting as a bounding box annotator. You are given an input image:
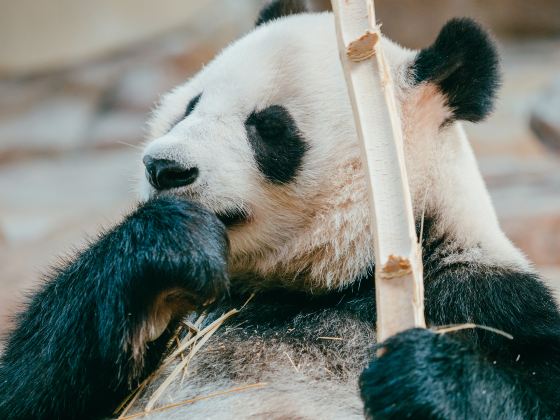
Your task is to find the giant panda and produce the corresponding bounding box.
[1,1,560,419]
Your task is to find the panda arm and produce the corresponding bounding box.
[360,17,560,418]
[0,197,228,420]
[428,264,560,415]
[361,262,560,419]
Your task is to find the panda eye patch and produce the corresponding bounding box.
[246,106,287,139]
[166,93,202,132]
[184,93,202,118]
[245,105,307,184]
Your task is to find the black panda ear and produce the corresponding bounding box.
[411,18,501,123]
[256,0,308,26]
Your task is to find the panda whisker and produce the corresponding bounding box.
[117,141,144,150]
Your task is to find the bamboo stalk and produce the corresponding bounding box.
[331,0,425,342]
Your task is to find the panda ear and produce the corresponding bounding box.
[410,18,501,123]
[256,0,308,27]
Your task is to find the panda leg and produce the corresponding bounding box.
[0,197,229,420]
[360,265,560,419]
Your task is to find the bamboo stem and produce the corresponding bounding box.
[331,0,425,342]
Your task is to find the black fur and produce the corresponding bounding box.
[361,269,560,418]
[255,0,307,27]
[360,218,560,419]
[166,93,202,132]
[412,18,501,122]
[227,277,376,327]
[184,93,202,118]
[361,329,537,419]
[245,105,308,184]
[0,197,228,420]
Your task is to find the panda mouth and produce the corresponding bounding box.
[215,208,251,227]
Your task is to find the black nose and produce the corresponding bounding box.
[143,156,199,190]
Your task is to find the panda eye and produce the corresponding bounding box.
[247,106,288,140]
[184,93,202,118]
[257,117,286,138]
[244,104,307,184]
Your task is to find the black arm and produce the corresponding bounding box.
[427,264,559,416]
[0,197,229,420]
[361,229,560,419]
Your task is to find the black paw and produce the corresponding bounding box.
[360,328,470,419]
[121,196,230,311]
[0,197,229,420]
[98,196,230,364]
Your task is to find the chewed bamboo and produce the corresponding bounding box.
[331,0,426,342]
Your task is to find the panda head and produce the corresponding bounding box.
[140,1,501,287]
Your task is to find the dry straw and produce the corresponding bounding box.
[115,295,258,419]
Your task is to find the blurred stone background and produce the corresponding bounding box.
[0,0,559,335]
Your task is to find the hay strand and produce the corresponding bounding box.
[144,308,239,411]
[115,294,255,418]
[118,382,267,420]
[434,323,514,340]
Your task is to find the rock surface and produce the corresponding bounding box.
[530,78,560,154]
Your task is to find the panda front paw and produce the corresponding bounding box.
[125,196,230,308]
[360,328,470,420]
[0,197,229,420]
[106,196,230,349]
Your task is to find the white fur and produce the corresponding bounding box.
[140,12,530,292]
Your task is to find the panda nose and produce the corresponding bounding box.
[143,156,199,190]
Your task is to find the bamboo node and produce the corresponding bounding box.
[346,30,379,62]
[381,255,412,279]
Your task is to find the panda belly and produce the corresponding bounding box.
[133,292,376,419]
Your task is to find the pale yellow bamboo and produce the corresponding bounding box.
[331,0,425,341]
